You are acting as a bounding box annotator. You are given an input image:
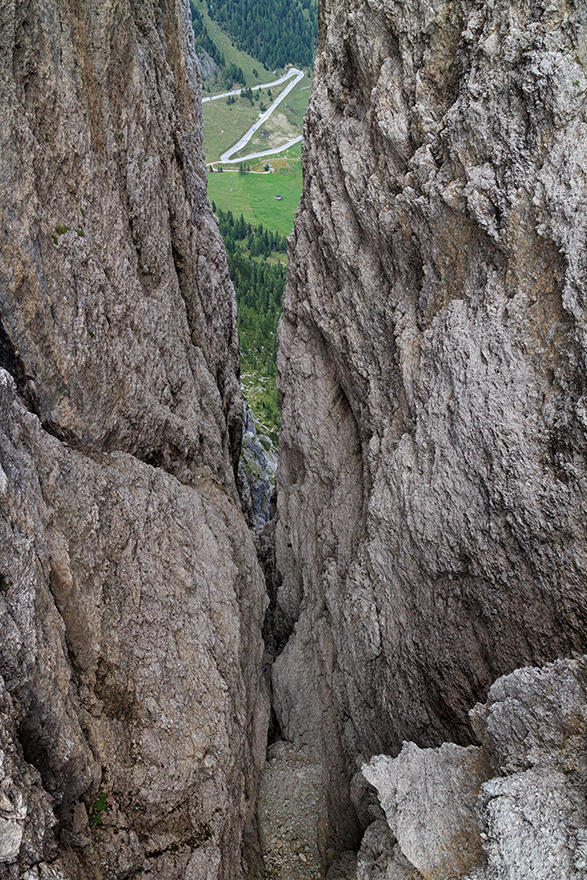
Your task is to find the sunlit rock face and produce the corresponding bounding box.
[274,0,587,860]
[0,1,268,877]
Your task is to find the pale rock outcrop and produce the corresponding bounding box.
[0,0,268,877]
[196,48,220,82]
[362,658,587,880]
[363,744,490,879]
[274,0,587,859]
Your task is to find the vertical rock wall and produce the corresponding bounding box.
[0,1,268,877]
[274,0,587,860]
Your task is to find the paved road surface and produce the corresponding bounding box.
[202,67,302,103]
[219,69,304,163]
[216,135,302,165]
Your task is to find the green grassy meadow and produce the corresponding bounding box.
[207,162,303,237]
[193,0,312,441]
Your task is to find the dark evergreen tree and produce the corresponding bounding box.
[206,0,317,69]
[215,208,288,439]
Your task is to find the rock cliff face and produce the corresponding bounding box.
[274,0,587,862]
[0,1,267,877]
[238,402,278,533]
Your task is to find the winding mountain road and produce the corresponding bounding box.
[202,67,303,103]
[221,136,302,164]
[216,68,304,163]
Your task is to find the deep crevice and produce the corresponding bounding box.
[0,317,41,416]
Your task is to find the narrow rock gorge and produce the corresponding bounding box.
[2,0,587,878]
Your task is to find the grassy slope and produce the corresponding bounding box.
[231,76,311,158]
[202,80,291,162]
[194,2,310,438]
[193,0,274,88]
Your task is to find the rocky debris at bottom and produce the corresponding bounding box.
[257,741,326,878]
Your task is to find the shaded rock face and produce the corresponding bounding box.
[0,0,242,488]
[237,402,278,533]
[0,1,268,877]
[196,48,220,81]
[274,0,587,860]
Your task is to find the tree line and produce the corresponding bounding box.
[206,0,317,69]
[190,3,246,86]
[190,3,224,68]
[213,207,288,436]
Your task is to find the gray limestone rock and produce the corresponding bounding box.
[359,658,587,880]
[274,0,587,857]
[478,769,585,880]
[470,655,587,775]
[356,821,422,880]
[0,368,269,878]
[0,819,23,865]
[196,48,220,81]
[471,658,587,880]
[0,0,242,491]
[238,401,278,532]
[363,745,490,879]
[0,673,59,875]
[0,0,268,876]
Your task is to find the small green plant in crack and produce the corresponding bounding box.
[55,225,70,236]
[90,790,109,825]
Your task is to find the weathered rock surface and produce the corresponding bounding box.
[0,1,268,877]
[0,0,242,489]
[0,369,268,879]
[274,0,587,862]
[355,821,422,880]
[196,48,220,82]
[363,744,490,879]
[238,402,278,533]
[361,658,587,880]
